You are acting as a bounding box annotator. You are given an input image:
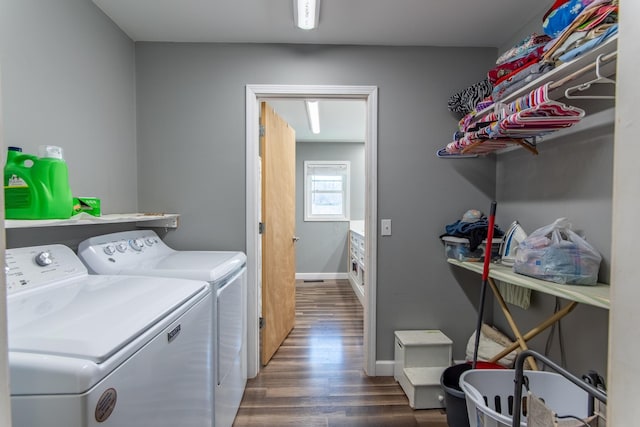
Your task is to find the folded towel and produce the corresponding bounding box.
[497,280,531,309]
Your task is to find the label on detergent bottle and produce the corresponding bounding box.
[7,174,27,187]
[5,174,31,209]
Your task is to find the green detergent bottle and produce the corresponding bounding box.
[4,146,74,219]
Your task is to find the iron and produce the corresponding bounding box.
[500,221,527,266]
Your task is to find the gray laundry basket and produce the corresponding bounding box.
[459,369,590,427]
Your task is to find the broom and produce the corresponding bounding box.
[472,201,497,369]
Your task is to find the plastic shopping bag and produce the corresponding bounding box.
[513,218,602,285]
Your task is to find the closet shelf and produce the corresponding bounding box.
[495,106,615,155]
[5,213,180,229]
[438,34,617,159]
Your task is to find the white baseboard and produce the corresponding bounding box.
[375,360,395,377]
[296,272,349,281]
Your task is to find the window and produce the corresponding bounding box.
[304,161,350,221]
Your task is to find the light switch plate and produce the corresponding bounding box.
[381,219,392,236]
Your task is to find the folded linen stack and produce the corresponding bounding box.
[447,78,493,117]
[490,0,618,101]
[542,0,618,64]
[489,34,553,101]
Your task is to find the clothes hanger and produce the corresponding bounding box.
[564,54,616,99]
[436,147,478,159]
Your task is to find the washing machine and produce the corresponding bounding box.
[78,230,247,427]
[6,244,213,427]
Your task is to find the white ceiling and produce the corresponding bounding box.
[91,0,550,141]
[267,99,366,143]
[92,0,549,47]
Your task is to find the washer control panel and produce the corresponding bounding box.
[78,230,172,274]
[5,245,87,295]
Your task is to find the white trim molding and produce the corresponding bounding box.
[246,84,378,377]
[375,360,395,377]
[295,273,349,281]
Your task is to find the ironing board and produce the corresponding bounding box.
[448,259,610,368]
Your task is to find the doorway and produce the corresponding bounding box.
[245,85,378,378]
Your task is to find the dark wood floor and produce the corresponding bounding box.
[233,280,449,427]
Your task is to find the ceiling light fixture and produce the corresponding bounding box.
[294,0,320,30]
[305,100,320,134]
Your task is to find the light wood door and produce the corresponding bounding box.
[260,102,297,365]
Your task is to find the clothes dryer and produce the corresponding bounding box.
[78,230,247,427]
[6,244,213,427]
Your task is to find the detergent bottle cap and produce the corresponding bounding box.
[38,145,64,160]
[8,146,22,152]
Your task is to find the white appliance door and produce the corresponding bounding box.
[217,269,244,386]
[8,275,209,390]
[11,292,213,427]
[216,267,247,427]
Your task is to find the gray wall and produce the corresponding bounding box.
[134,42,499,360]
[493,122,613,378]
[0,0,138,218]
[493,7,611,378]
[295,141,364,274]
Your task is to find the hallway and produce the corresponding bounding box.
[234,280,449,426]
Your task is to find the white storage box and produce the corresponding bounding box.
[394,330,452,409]
[460,369,591,427]
[394,330,452,373]
[442,236,503,262]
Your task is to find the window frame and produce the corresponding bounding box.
[303,160,351,222]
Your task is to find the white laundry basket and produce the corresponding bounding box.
[459,369,590,427]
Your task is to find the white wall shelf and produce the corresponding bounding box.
[5,213,180,229]
[438,35,618,159]
[481,35,617,117]
[494,106,615,155]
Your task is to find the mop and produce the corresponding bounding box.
[472,201,496,369]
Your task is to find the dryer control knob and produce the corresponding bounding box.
[103,244,116,256]
[145,238,156,246]
[116,241,128,253]
[35,251,53,267]
[130,238,145,251]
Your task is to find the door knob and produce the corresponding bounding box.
[292,236,300,242]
